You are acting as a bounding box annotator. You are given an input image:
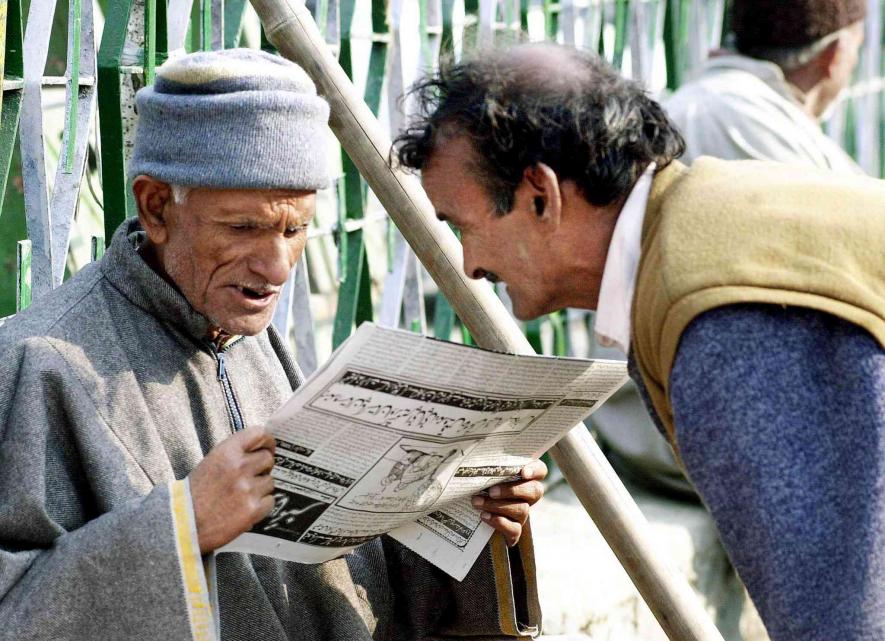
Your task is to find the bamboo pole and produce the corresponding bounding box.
[249,2,725,640]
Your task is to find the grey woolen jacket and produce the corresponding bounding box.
[0,219,540,641]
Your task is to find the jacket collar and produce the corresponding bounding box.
[593,162,657,355]
[101,218,214,342]
[698,54,806,107]
[642,159,689,243]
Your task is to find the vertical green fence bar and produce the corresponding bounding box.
[16,239,31,311]
[463,0,478,49]
[331,0,386,348]
[0,0,23,212]
[543,0,559,41]
[524,317,543,353]
[156,0,169,67]
[97,0,136,240]
[418,0,432,70]
[663,0,691,90]
[432,0,458,341]
[225,0,250,47]
[188,0,201,51]
[99,0,168,242]
[611,0,629,69]
[719,0,733,46]
[441,0,455,55]
[90,235,105,261]
[149,0,169,68]
[0,0,6,129]
[145,0,157,84]
[202,0,213,50]
[64,0,82,173]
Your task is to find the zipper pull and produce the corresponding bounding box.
[217,352,227,381]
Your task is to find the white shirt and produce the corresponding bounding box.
[665,55,863,175]
[593,162,656,355]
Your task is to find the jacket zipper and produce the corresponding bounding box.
[210,339,245,432]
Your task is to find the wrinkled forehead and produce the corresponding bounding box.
[176,186,317,219]
[420,135,483,200]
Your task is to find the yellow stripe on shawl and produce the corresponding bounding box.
[490,533,521,636]
[491,529,540,638]
[171,480,216,641]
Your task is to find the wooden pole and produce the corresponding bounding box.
[249,2,725,640]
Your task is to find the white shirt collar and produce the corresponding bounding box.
[593,162,656,355]
[700,54,806,107]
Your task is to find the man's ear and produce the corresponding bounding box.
[132,175,173,245]
[815,38,842,79]
[516,163,561,227]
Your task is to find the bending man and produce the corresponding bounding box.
[395,43,885,641]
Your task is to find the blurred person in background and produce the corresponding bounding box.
[594,0,869,499]
[667,0,866,172]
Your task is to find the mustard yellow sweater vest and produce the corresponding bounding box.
[631,157,885,443]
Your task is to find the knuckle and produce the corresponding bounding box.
[221,448,241,468]
[513,503,529,520]
[526,460,547,479]
[490,484,511,499]
[490,514,511,530]
[234,477,252,495]
[251,425,269,441]
[511,481,539,501]
[501,521,520,539]
[527,480,544,500]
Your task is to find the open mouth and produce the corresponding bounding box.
[236,286,276,301]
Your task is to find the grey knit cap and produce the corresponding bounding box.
[128,48,330,190]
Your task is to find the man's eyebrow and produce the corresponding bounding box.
[216,207,254,219]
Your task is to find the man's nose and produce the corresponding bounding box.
[462,242,487,281]
[249,237,296,286]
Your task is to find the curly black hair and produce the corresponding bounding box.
[394,44,684,213]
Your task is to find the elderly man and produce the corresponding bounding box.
[0,49,544,641]
[667,0,866,172]
[596,0,868,498]
[395,43,885,641]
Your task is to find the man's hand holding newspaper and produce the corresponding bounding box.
[220,323,627,580]
[473,459,548,547]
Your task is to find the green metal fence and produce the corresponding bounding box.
[1,0,883,365]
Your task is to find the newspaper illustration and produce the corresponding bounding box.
[220,322,627,580]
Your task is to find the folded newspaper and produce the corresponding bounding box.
[220,322,627,580]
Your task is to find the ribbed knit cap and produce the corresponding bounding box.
[733,0,867,52]
[128,48,330,190]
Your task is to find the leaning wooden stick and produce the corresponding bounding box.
[249,2,725,640]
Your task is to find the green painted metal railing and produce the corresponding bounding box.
[2,0,884,355]
[0,0,23,211]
